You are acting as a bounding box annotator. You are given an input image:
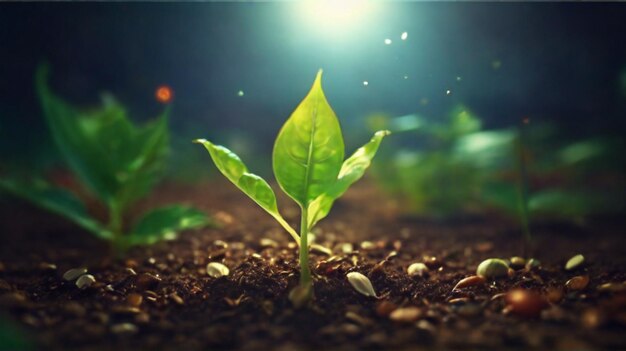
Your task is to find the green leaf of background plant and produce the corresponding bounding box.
[308,130,390,227]
[194,139,300,243]
[272,70,345,207]
[0,179,111,239]
[128,205,211,245]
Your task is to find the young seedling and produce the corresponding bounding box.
[195,70,389,304]
[0,65,211,253]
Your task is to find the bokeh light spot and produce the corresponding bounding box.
[155,85,173,104]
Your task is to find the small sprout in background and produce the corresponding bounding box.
[0,65,212,254]
[75,274,96,289]
[62,267,87,281]
[206,262,229,278]
[195,70,389,305]
[346,272,378,298]
[407,262,429,277]
[476,258,509,279]
[565,254,585,271]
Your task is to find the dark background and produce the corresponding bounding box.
[1,2,625,171]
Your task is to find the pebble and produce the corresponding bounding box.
[63,268,88,281]
[565,254,585,271]
[206,262,229,278]
[111,323,138,335]
[476,258,509,279]
[566,275,590,291]
[453,275,485,290]
[407,263,429,277]
[135,273,161,291]
[505,289,548,318]
[389,307,422,323]
[346,272,377,298]
[75,274,96,289]
[126,293,143,307]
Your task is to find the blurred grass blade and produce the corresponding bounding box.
[0,179,111,239]
[308,130,390,227]
[194,139,300,243]
[129,205,211,245]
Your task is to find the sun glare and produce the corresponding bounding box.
[297,0,375,37]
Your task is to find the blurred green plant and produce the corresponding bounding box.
[196,70,389,306]
[0,65,211,252]
[0,316,33,351]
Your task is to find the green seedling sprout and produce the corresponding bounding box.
[0,65,211,253]
[515,118,532,254]
[195,70,389,304]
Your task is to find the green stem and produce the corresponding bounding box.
[516,125,532,253]
[108,200,124,253]
[299,206,311,286]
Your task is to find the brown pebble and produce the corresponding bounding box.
[546,286,564,303]
[126,293,143,307]
[375,301,398,317]
[389,307,422,323]
[453,275,485,290]
[505,289,548,318]
[135,273,161,291]
[566,275,590,291]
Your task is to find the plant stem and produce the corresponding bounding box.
[108,200,124,253]
[299,206,311,286]
[516,124,532,254]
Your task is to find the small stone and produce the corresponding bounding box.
[75,274,96,289]
[476,258,509,279]
[135,273,161,291]
[566,275,590,291]
[126,293,143,307]
[169,293,184,305]
[510,257,526,269]
[453,275,486,290]
[526,258,541,270]
[389,307,422,323]
[111,323,138,334]
[260,238,278,248]
[565,254,585,271]
[505,289,548,318]
[206,262,229,278]
[346,272,377,298]
[407,263,429,277]
[63,267,87,281]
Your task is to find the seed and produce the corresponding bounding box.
[390,307,422,323]
[63,268,87,281]
[126,293,143,307]
[545,286,564,303]
[346,272,377,298]
[360,241,375,250]
[135,273,161,291]
[111,323,138,334]
[407,263,429,277]
[510,257,526,269]
[260,238,278,248]
[288,284,313,309]
[169,292,184,305]
[505,289,548,318]
[565,254,585,271]
[339,243,354,254]
[375,301,398,317]
[206,262,229,278]
[75,274,96,289]
[525,258,541,270]
[566,275,590,291]
[453,275,486,290]
[581,308,606,329]
[125,268,137,275]
[476,259,509,279]
[310,244,332,256]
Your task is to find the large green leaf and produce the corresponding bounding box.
[194,139,300,243]
[0,179,111,239]
[308,130,390,227]
[128,205,211,245]
[272,70,345,207]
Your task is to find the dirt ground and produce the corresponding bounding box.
[0,179,625,351]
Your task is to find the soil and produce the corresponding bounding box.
[0,179,625,351]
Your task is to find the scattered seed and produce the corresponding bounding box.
[63,268,87,281]
[260,238,278,248]
[340,243,354,254]
[505,289,548,318]
[566,275,590,291]
[75,274,95,289]
[346,272,377,298]
[125,268,137,275]
[476,258,509,279]
[169,292,184,305]
[111,323,138,334]
[376,301,398,317]
[126,293,143,307]
[565,254,584,271]
[510,257,526,269]
[310,244,332,256]
[389,307,422,323]
[38,262,57,271]
[345,311,373,326]
[289,284,313,308]
[206,262,229,278]
[526,258,541,270]
[546,286,564,303]
[104,284,114,292]
[407,263,429,277]
[597,282,626,292]
[135,273,161,291]
[360,241,375,250]
[453,275,486,290]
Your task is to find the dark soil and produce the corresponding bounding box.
[1,180,625,351]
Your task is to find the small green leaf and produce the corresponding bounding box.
[272,70,345,207]
[308,130,390,227]
[0,178,111,239]
[128,205,211,245]
[194,139,300,243]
